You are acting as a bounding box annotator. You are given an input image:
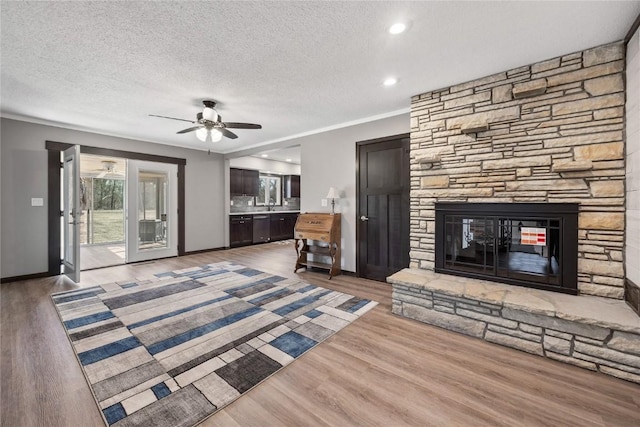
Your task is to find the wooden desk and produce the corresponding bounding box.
[294,213,341,278]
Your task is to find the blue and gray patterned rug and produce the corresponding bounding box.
[52,262,377,426]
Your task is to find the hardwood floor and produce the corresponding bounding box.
[81,243,126,270]
[2,241,639,426]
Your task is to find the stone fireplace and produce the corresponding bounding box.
[388,41,640,384]
[408,41,626,299]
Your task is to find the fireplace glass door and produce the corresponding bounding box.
[436,203,577,294]
[445,216,560,286]
[444,216,495,275]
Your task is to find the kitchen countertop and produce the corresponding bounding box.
[229,211,300,216]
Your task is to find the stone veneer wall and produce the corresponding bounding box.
[409,42,626,299]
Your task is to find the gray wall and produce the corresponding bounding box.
[298,114,409,272]
[627,27,640,285]
[1,118,226,279]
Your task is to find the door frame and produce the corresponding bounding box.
[46,141,186,277]
[355,133,410,279]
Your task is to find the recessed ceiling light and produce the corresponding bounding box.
[383,77,398,86]
[261,154,269,158]
[389,23,406,35]
[286,158,292,162]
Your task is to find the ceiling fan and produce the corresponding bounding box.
[85,160,125,179]
[149,100,262,143]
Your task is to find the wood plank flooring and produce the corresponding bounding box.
[2,241,639,426]
[80,243,125,270]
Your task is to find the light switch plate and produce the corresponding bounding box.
[248,200,253,206]
[230,200,234,206]
[321,199,327,207]
[31,197,44,207]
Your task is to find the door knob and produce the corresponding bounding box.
[360,215,369,221]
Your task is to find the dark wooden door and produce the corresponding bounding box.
[357,134,410,281]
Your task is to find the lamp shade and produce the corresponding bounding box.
[326,187,339,199]
[210,129,223,142]
[195,128,208,142]
[202,107,218,122]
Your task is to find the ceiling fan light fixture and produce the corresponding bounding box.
[196,127,209,142]
[210,128,223,142]
[101,160,116,172]
[202,107,218,122]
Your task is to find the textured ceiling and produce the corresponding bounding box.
[2,1,639,155]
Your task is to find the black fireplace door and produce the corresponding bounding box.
[436,203,578,294]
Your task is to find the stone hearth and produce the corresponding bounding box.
[388,268,640,384]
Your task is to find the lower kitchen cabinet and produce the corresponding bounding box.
[270,213,298,240]
[230,212,299,247]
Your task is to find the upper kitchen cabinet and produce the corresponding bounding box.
[230,168,259,196]
[283,175,300,198]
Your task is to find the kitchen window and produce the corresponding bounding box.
[256,175,281,206]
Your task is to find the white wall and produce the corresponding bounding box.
[627,27,640,285]
[229,157,301,175]
[297,114,409,272]
[1,118,227,278]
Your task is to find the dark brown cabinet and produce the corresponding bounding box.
[283,175,300,198]
[230,168,259,196]
[270,213,298,240]
[229,216,253,247]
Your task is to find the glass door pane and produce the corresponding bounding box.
[496,217,561,285]
[63,145,81,282]
[444,215,494,275]
[138,170,168,250]
[126,160,177,263]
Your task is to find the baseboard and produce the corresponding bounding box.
[1,271,52,284]
[183,246,227,256]
[625,278,640,317]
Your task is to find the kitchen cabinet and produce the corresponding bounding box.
[230,168,259,196]
[270,213,298,241]
[229,215,253,247]
[283,175,300,198]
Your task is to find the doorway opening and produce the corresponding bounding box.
[79,154,126,270]
[47,140,186,282]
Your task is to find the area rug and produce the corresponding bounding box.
[52,262,377,427]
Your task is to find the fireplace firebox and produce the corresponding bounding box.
[435,203,578,294]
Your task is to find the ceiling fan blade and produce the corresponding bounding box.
[222,122,262,130]
[149,114,196,124]
[219,128,238,139]
[177,126,203,134]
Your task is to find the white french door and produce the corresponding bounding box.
[63,145,81,282]
[126,160,178,262]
